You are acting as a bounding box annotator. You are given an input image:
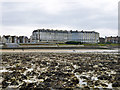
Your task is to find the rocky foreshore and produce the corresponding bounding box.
[1,52,120,89]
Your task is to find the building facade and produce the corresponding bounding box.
[105,36,120,44]
[0,36,2,43]
[2,35,13,43]
[30,29,99,43]
[2,35,29,44]
[99,37,105,44]
[18,36,29,43]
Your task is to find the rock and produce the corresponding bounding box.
[36,83,45,88]
[44,82,51,87]
[98,75,111,80]
[2,80,9,88]
[64,88,73,90]
[94,81,99,86]
[38,76,44,79]
[115,76,120,81]
[45,78,52,82]
[21,74,27,79]
[74,69,83,74]
[101,83,108,87]
[71,77,79,84]
[80,76,89,80]
[10,81,19,85]
[46,73,52,77]
[27,83,35,88]
[84,86,90,89]
[19,82,27,88]
[112,82,120,87]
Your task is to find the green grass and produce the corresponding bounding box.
[19,43,120,46]
[79,43,120,46]
[58,43,79,45]
[81,43,98,46]
[110,43,120,46]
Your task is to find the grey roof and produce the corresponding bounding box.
[33,29,99,34]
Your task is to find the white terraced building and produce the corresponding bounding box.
[30,29,99,43]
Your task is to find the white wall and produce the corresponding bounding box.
[31,30,99,43]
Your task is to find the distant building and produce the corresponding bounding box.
[11,36,19,43]
[18,36,29,43]
[2,35,11,43]
[99,37,105,44]
[105,36,120,44]
[2,35,29,44]
[30,29,99,43]
[2,35,18,43]
[0,36,2,43]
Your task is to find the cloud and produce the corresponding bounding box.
[95,28,118,37]
[1,0,119,37]
[1,25,118,38]
[1,25,76,37]
[1,26,34,37]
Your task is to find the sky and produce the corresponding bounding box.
[0,0,119,37]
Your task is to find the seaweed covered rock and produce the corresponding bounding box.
[112,82,120,87]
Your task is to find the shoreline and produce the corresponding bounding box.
[1,45,111,49]
[0,49,118,53]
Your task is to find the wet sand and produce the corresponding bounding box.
[1,52,120,89]
[0,49,118,53]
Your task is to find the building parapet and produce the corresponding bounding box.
[33,29,99,34]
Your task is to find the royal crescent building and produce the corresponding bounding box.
[31,29,99,43]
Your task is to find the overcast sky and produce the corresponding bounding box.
[0,0,119,37]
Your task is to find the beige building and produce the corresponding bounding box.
[105,36,120,44]
[30,29,99,43]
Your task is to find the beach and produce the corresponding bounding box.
[0,50,120,89]
[0,49,118,53]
